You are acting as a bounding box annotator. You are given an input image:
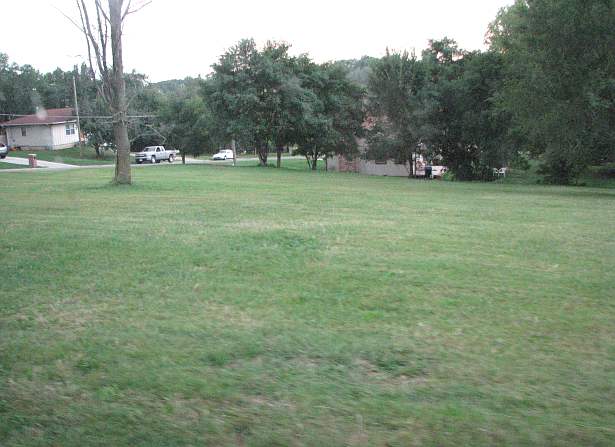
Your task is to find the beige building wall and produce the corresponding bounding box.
[6,125,53,149]
[328,155,412,177]
[5,122,79,150]
[359,159,411,177]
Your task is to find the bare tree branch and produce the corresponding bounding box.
[122,0,151,20]
[78,0,114,104]
[94,0,111,23]
[76,1,106,101]
[94,0,109,76]
[121,0,132,20]
[54,5,85,33]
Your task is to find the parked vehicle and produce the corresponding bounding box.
[212,149,234,161]
[134,146,178,164]
[0,143,8,159]
[431,166,447,178]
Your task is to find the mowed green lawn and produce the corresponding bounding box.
[0,162,29,170]
[9,146,115,165]
[1,165,614,446]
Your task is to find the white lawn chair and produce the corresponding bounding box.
[494,167,508,178]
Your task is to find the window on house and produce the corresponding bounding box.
[65,124,76,136]
[21,127,27,137]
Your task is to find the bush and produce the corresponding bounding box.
[588,163,615,178]
[537,153,585,185]
[510,152,531,171]
[442,170,455,181]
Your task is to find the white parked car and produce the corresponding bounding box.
[431,166,448,178]
[0,143,8,159]
[212,149,234,161]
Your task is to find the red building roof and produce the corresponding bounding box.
[1,108,76,127]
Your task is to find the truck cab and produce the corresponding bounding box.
[135,146,176,164]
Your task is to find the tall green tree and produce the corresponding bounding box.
[489,0,615,183]
[293,61,366,170]
[160,79,214,163]
[206,39,302,167]
[366,41,512,180]
[0,54,47,117]
[366,49,427,171]
[422,40,512,180]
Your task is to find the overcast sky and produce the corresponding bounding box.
[3,0,513,82]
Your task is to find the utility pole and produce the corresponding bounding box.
[72,76,83,158]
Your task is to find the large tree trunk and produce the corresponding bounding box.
[113,112,131,184]
[109,0,131,185]
[311,150,318,170]
[257,143,268,166]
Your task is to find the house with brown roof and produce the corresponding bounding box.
[1,107,80,150]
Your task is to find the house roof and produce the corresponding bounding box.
[1,108,76,127]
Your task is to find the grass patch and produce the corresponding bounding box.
[0,162,31,170]
[1,165,614,445]
[233,157,325,171]
[9,146,115,165]
[500,160,615,188]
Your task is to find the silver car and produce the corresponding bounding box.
[0,143,8,159]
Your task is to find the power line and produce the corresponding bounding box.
[0,113,157,119]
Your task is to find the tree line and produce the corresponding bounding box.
[366,0,615,183]
[0,53,162,158]
[2,0,614,184]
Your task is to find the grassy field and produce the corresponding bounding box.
[1,165,614,446]
[500,161,615,189]
[0,162,32,170]
[8,146,116,165]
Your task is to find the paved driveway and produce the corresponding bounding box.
[1,156,76,169]
[0,155,307,173]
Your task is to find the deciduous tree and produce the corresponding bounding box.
[294,62,366,170]
[72,0,149,184]
[489,0,615,183]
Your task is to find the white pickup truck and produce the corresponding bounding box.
[135,146,178,164]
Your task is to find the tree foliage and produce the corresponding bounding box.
[489,0,615,183]
[367,41,511,180]
[0,52,164,157]
[205,39,365,169]
[293,60,366,170]
[159,79,214,162]
[366,49,426,168]
[205,39,300,166]
[421,41,511,180]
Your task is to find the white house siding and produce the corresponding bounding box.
[6,125,53,149]
[328,155,411,177]
[51,122,79,149]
